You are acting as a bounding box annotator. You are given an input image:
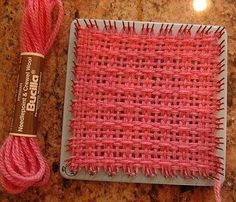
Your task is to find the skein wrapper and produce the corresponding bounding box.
[10,53,43,138]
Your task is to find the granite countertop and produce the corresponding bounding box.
[0,0,235,201]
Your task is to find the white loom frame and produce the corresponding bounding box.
[60,19,227,186]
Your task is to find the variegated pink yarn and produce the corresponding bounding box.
[0,0,63,194]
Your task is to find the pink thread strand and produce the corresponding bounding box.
[214,173,222,202]
[0,0,63,194]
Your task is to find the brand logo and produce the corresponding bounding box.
[26,74,39,112]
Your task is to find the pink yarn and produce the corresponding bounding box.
[214,173,222,202]
[69,22,225,201]
[0,0,63,194]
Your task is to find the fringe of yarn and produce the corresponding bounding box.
[0,0,63,194]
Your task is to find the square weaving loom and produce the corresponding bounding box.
[60,19,227,186]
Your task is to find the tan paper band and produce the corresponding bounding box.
[9,132,37,138]
[21,52,45,58]
[10,54,43,138]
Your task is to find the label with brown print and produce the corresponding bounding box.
[9,53,44,137]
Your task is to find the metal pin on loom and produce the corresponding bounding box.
[146,23,149,32]
[141,23,145,32]
[127,21,131,31]
[188,24,193,32]
[201,25,207,34]
[178,24,183,33]
[75,19,80,30]
[169,24,174,33]
[219,40,225,48]
[94,19,99,29]
[132,21,135,31]
[160,23,164,33]
[109,20,112,29]
[206,26,212,34]
[88,19,93,27]
[151,23,155,32]
[122,21,125,30]
[183,24,188,32]
[196,25,202,33]
[84,19,89,28]
[218,27,225,39]
[103,20,107,30]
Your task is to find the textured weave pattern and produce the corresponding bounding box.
[69,25,222,179]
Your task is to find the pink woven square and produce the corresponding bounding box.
[68,23,223,179]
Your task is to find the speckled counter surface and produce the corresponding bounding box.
[0,0,235,201]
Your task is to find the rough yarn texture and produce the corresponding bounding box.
[69,25,224,201]
[0,0,63,194]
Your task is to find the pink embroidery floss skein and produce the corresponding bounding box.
[0,0,63,194]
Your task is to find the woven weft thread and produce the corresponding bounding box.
[69,24,223,183]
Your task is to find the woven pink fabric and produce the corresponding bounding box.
[69,24,224,183]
